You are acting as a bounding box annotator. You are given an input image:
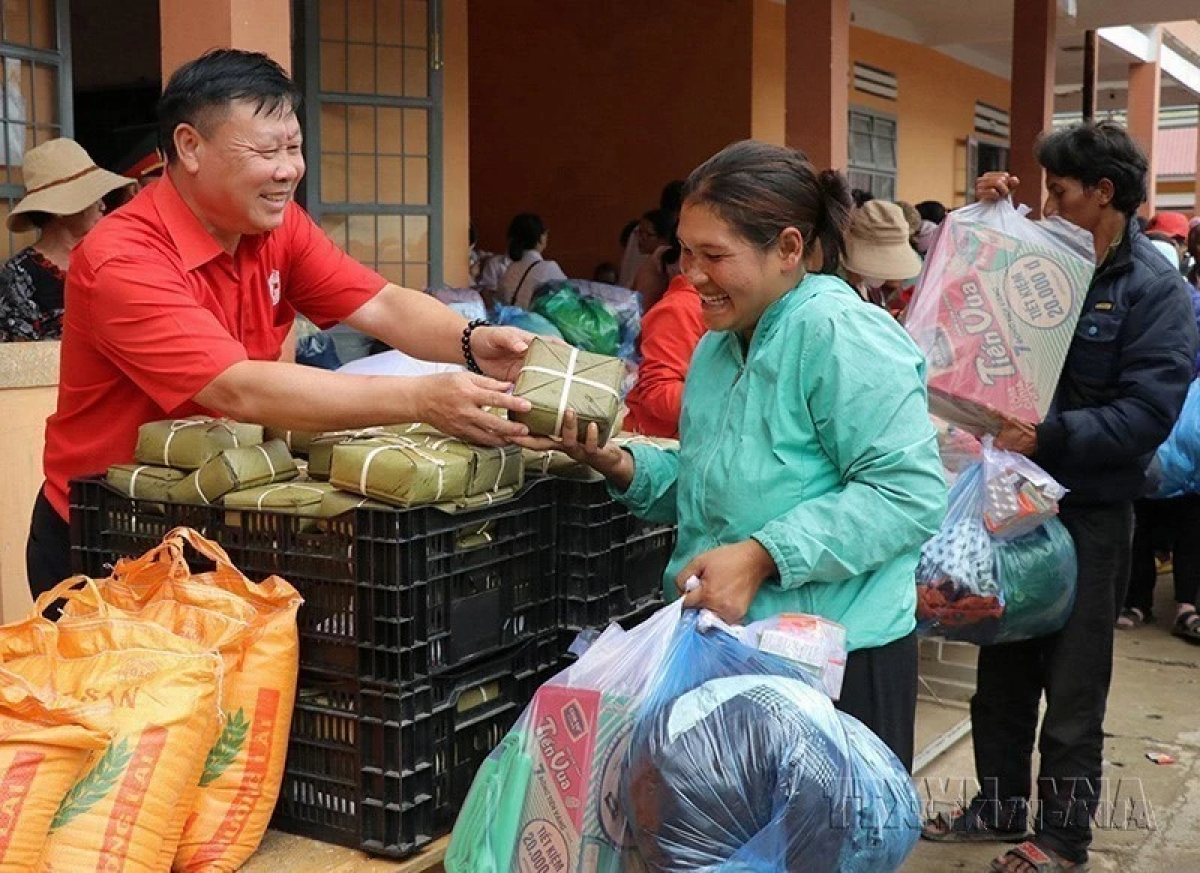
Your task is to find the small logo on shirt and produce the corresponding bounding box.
[267,269,281,306]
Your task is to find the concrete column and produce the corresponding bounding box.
[1194,116,1200,215]
[1126,32,1162,218]
[785,0,850,170]
[160,0,292,83]
[1009,0,1056,218]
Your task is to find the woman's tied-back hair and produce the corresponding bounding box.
[506,213,547,261]
[1034,121,1149,217]
[681,140,852,272]
[158,49,302,164]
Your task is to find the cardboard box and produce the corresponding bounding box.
[515,685,644,873]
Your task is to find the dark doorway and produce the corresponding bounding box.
[69,0,160,175]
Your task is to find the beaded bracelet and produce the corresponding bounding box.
[461,319,488,374]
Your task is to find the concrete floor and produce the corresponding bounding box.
[246,580,1200,871]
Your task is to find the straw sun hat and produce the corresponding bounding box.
[843,200,923,282]
[6,138,135,232]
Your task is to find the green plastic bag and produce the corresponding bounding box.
[532,284,620,355]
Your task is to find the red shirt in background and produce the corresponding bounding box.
[42,173,386,519]
[624,275,706,438]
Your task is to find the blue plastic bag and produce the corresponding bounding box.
[1155,379,1200,499]
[621,612,922,872]
[492,304,564,339]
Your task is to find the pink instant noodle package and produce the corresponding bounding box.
[905,200,1095,434]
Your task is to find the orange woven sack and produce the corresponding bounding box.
[0,668,112,872]
[88,528,302,872]
[0,579,223,873]
[61,588,250,871]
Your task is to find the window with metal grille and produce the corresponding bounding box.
[298,0,442,291]
[0,0,72,259]
[847,107,896,201]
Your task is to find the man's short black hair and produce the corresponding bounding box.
[158,49,302,163]
[915,200,947,224]
[1035,121,1148,217]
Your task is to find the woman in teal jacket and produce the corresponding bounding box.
[523,141,946,768]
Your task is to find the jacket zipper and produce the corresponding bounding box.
[698,335,747,541]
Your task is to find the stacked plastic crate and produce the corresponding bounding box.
[554,477,677,644]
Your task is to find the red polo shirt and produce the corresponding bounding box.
[42,173,386,519]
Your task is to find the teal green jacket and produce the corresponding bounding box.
[616,273,947,651]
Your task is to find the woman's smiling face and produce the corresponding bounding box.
[677,201,800,339]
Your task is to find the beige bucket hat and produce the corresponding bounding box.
[844,200,923,281]
[7,138,135,232]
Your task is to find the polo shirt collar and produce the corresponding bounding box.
[152,171,268,271]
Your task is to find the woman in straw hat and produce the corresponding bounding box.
[842,199,923,317]
[0,138,133,341]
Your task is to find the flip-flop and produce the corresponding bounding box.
[1171,611,1200,644]
[990,840,1090,872]
[921,808,1027,843]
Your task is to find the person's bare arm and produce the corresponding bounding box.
[195,363,530,446]
[344,283,533,382]
[344,283,469,364]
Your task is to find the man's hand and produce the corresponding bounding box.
[675,540,777,624]
[414,372,532,447]
[470,326,535,382]
[993,412,1038,457]
[512,409,635,490]
[976,172,1020,203]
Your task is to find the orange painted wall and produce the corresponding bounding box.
[468,0,754,278]
[160,0,291,81]
[849,28,1011,208]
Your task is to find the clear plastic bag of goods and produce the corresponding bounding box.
[905,199,1094,434]
[740,612,848,700]
[916,463,1077,645]
[980,435,1067,540]
[445,601,684,873]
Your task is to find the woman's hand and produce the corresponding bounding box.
[675,540,777,624]
[511,409,635,490]
[975,172,1019,203]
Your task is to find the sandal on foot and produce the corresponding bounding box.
[921,807,1027,843]
[990,840,1089,871]
[1171,611,1200,644]
[1116,607,1150,629]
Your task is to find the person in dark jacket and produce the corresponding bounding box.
[922,121,1198,873]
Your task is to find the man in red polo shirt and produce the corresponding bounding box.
[27,49,534,599]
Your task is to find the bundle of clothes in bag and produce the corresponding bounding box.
[445,600,921,872]
[916,435,1077,645]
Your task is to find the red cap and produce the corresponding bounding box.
[1146,212,1190,241]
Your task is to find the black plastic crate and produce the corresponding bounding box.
[430,633,565,827]
[272,670,438,859]
[356,478,558,677]
[70,478,225,577]
[554,478,676,621]
[70,476,558,681]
